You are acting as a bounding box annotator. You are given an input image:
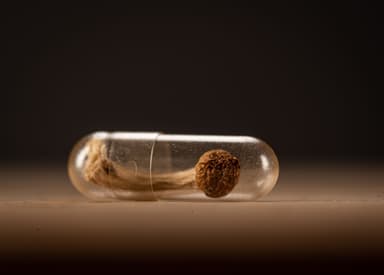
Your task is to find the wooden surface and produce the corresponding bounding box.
[1,162,384,270]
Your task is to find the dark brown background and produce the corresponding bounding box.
[2,2,383,273]
[3,2,382,164]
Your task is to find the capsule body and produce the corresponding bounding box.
[68,132,279,201]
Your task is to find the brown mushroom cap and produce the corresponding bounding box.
[194,149,240,198]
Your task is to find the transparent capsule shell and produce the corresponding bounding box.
[68,132,279,201]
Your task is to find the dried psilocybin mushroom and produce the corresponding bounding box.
[68,132,279,201]
[81,139,240,198]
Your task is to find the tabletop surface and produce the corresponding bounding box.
[1,162,384,269]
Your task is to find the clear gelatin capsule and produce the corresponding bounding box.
[68,132,279,201]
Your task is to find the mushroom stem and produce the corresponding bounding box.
[84,139,194,192]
